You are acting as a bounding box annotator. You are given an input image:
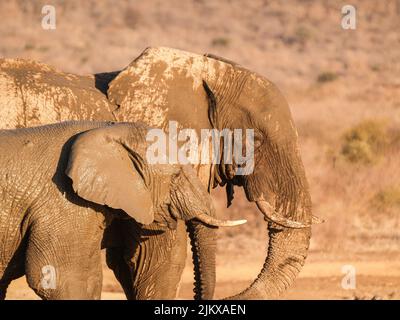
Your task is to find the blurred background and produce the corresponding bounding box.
[1,0,399,299]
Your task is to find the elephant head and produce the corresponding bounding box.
[107,47,322,299]
[65,123,246,299]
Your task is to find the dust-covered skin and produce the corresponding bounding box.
[0,59,116,129]
[0,121,244,300]
[0,47,316,300]
[107,47,317,299]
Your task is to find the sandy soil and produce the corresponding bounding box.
[5,251,400,300]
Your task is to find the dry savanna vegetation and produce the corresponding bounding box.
[0,0,399,299]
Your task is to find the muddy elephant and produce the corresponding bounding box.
[0,121,245,300]
[0,47,320,299]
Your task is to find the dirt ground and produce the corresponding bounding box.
[1,0,399,300]
[5,251,400,300]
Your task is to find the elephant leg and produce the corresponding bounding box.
[133,221,188,300]
[85,247,103,299]
[105,219,135,299]
[0,279,10,300]
[0,238,28,300]
[107,219,187,300]
[106,246,134,299]
[25,216,103,300]
[25,249,91,300]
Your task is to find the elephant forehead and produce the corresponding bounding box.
[109,48,230,128]
[121,47,228,91]
[135,47,210,86]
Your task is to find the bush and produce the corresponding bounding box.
[317,72,338,83]
[295,26,312,44]
[124,7,140,29]
[371,187,400,211]
[341,120,389,164]
[211,37,230,47]
[24,43,35,51]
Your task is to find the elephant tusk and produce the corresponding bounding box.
[256,201,312,229]
[195,213,247,227]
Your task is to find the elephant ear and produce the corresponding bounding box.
[65,125,154,225]
[202,80,219,130]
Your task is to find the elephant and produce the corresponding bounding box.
[0,121,245,300]
[0,47,321,299]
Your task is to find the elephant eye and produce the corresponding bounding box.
[239,129,263,151]
[254,137,263,148]
[253,131,264,149]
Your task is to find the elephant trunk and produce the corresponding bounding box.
[187,220,217,300]
[229,138,314,299]
[187,208,246,300]
[228,224,311,299]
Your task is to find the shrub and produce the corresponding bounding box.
[370,64,380,72]
[211,37,230,47]
[317,71,338,83]
[124,7,140,29]
[24,43,35,51]
[341,120,389,164]
[80,56,88,64]
[371,187,400,211]
[295,26,312,44]
[388,127,400,151]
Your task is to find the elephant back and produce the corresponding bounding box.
[0,59,115,130]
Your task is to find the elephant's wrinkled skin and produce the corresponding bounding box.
[0,47,319,299]
[0,121,244,300]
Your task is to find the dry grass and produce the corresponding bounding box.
[0,0,399,261]
[341,120,391,164]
